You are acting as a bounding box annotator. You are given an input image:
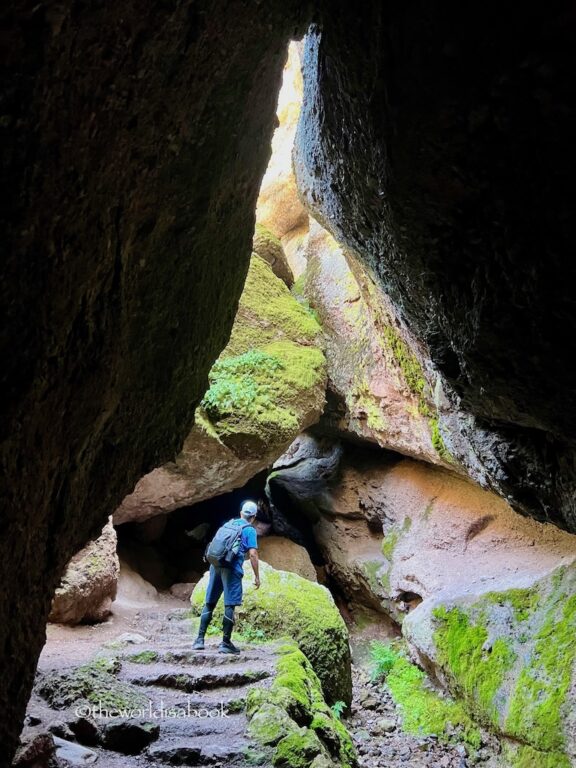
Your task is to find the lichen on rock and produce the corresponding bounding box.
[191,561,352,706]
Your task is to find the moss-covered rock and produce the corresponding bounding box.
[115,254,326,524]
[404,563,576,766]
[36,656,147,712]
[253,224,294,287]
[246,644,357,768]
[191,561,352,706]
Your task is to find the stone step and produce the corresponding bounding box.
[148,734,252,767]
[128,666,270,693]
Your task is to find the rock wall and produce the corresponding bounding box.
[295,2,576,530]
[287,442,576,763]
[299,221,456,466]
[0,1,309,759]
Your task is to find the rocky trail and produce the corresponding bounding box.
[15,594,500,768]
[21,600,279,767]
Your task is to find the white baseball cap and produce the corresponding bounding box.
[240,500,258,517]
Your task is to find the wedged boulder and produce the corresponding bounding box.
[115,254,326,524]
[299,220,456,468]
[191,561,351,706]
[49,520,119,625]
[253,225,294,287]
[258,536,317,582]
[403,564,576,768]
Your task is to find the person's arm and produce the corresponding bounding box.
[248,548,260,589]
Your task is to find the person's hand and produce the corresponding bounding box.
[254,577,261,590]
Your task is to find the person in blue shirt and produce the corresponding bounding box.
[193,500,260,654]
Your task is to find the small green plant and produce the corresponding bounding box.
[240,626,267,643]
[330,700,347,720]
[370,641,402,681]
[201,349,283,421]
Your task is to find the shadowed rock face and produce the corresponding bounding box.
[295,1,576,530]
[0,1,308,758]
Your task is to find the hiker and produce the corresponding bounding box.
[192,500,260,654]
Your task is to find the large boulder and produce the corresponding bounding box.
[49,520,119,625]
[404,564,576,768]
[115,254,326,524]
[253,224,294,287]
[191,561,352,706]
[311,456,576,616]
[258,536,317,582]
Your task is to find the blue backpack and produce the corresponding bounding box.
[204,520,250,568]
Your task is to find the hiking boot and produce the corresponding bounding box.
[192,636,205,651]
[218,639,240,655]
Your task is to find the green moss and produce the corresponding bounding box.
[126,650,159,664]
[191,562,351,706]
[200,340,325,447]
[352,380,387,432]
[484,588,539,622]
[37,656,147,711]
[86,552,106,576]
[248,703,299,745]
[273,729,324,767]
[505,743,571,768]
[194,253,326,450]
[429,417,454,463]
[370,642,481,748]
[362,560,387,594]
[433,606,516,725]
[381,325,431,416]
[248,646,357,768]
[506,573,576,753]
[226,255,321,356]
[382,530,399,562]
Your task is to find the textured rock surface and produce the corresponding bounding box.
[191,560,352,706]
[300,221,454,466]
[0,3,308,755]
[252,224,294,287]
[49,519,119,625]
[258,535,317,582]
[247,643,357,767]
[404,564,576,767]
[312,456,576,615]
[295,5,576,530]
[115,254,326,524]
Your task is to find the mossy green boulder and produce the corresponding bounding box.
[404,563,576,767]
[246,644,357,768]
[115,252,326,523]
[36,656,148,712]
[191,561,352,706]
